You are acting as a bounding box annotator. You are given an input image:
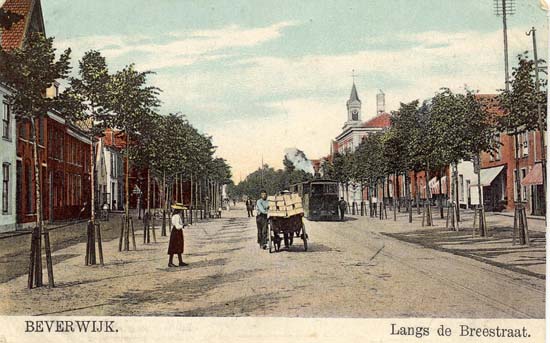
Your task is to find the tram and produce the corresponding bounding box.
[290,179,340,221]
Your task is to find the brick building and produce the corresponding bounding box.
[454,95,545,215]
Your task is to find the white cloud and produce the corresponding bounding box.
[55,21,299,70]
[54,24,547,181]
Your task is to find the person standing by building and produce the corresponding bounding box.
[167,204,188,267]
[338,197,347,221]
[256,190,269,249]
[246,197,254,217]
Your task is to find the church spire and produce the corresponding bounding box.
[349,83,360,102]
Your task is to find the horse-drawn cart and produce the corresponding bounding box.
[267,193,308,253]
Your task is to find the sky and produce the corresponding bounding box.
[37,0,549,181]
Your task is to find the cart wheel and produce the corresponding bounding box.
[302,223,308,251]
[268,221,273,253]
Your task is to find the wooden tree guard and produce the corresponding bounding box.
[118,215,124,252]
[27,226,54,289]
[378,202,387,220]
[512,202,530,246]
[445,203,459,231]
[130,217,137,250]
[96,223,104,266]
[27,227,39,289]
[143,213,150,244]
[161,210,167,237]
[421,201,433,227]
[43,229,54,288]
[119,215,137,251]
[85,221,96,265]
[472,205,488,238]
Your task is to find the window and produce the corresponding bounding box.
[2,102,10,140]
[522,132,529,157]
[494,133,501,161]
[2,163,9,213]
[515,133,529,159]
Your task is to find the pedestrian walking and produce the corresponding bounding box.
[246,197,254,217]
[167,204,188,267]
[338,197,347,221]
[256,190,269,249]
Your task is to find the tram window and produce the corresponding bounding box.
[311,184,324,194]
[325,184,338,194]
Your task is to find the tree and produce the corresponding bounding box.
[497,53,546,245]
[106,64,160,248]
[0,32,71,288]
[391,100,424,220]
[62,50,112,263]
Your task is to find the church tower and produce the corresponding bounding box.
[344,83,362,129]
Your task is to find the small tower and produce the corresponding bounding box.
[376,89,385,114]
[344,83,362,129]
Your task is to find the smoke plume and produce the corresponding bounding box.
[284,148,314,174]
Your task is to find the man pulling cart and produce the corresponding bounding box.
[266,191,308,253]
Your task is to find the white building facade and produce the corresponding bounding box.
[0,84,17,232]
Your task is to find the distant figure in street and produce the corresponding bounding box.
[338,197,347,221]
[256,190,269,249]
[246,197,254,217]
[167,205,187,268]
[233,199,236,206]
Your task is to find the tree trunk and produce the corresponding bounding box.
[414,171,420,214]
[147,169,151,215]
[425,162,432,226]
[162,171,167,236]
[393,172,398,221]
[476,154,486,237]
[30,117,53,287]
[406,173,412,223]
[439,168,444,219]
[452,162,460,222]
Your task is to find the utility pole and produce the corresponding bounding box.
[495,0,529,244]
[526,27,546,218]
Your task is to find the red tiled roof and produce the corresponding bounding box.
[1,0,34,50]
[363,112,391,128]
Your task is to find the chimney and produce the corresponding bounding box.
[376,90,385,114]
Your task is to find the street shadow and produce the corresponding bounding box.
[106,268,265,316]
[160,291,289,317]
[273,242,334,253]
[190,247,244,257]
[383,226,546,280]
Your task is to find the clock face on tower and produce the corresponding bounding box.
[351,109,359,121]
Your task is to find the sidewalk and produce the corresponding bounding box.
[347,207,546,280]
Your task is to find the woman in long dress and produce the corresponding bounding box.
[168,205,187,267]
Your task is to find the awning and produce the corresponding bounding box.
[471,165,505,187]
[522,163,543,186]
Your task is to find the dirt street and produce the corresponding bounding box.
[0,204,544,318]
